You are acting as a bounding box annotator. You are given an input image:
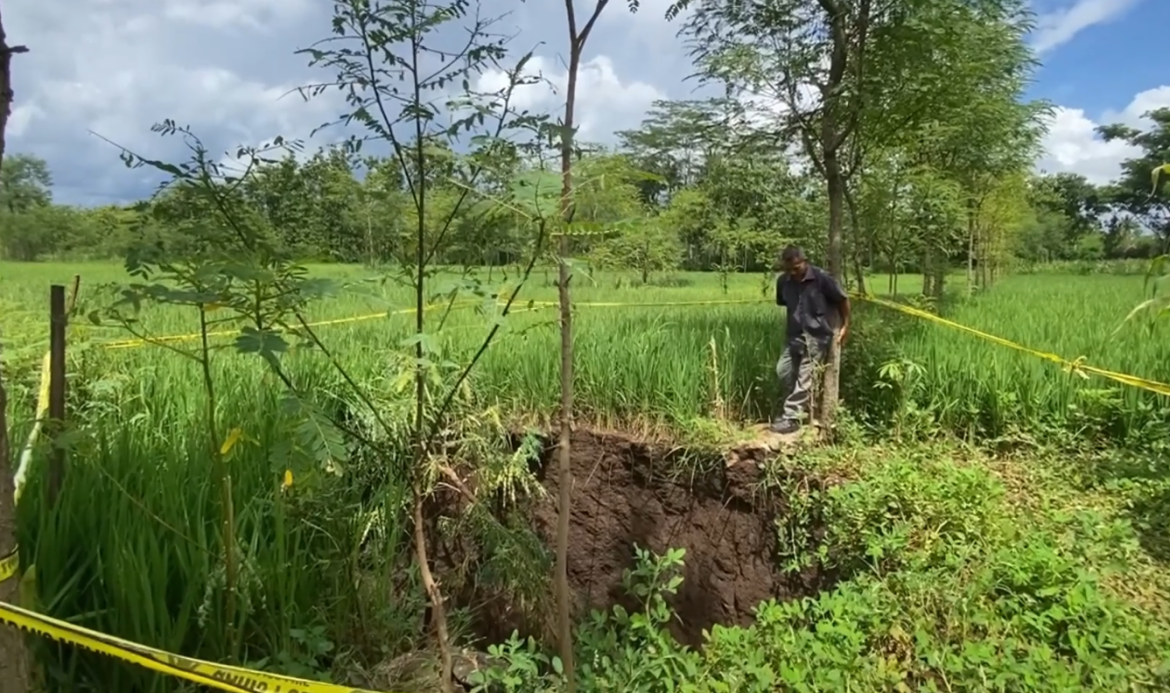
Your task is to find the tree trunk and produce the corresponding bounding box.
[931,251,946,302]
[966,204,976,296]
[554,228,575,693]
[851,252,865,294]
[0,11,34,692]
[556,1,614,688]
[922,246,934,298]
[819,147,845,430]
[843,184,866,294]
[978,223,990,289]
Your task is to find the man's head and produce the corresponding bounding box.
[779,245,808,278]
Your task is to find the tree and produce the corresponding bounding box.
[0,153,51,213]
[855,146,919,293]
[617,97,826,274]
[858,0,1041,297]
[1123,164,1170,324]
[298,1,546,689]
[1103,216,1146,259]
[1046,173,1107,245]
[554,1,600,686]
[0,204,78,261]
[1098,107,1170,253]
[616,98,726,205]
[1017,175,1078,262]
[671,0,1024,424]
[0,5,33,692]
[592,216,683,283]
[671,0,878,285]
[550,0,647,687]
[973,172,1032,284]
[1012,172,1105,261]
[0,153,57,260]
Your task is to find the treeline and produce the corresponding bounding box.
[2,86,1167,283]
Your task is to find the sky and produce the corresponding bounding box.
[4,0,1168,206]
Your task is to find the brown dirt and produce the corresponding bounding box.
[522,428,831,647]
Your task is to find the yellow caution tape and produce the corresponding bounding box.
[96,298,764,350]
[853,292,1170,397]
[0,600,386,693]
[0,551,16,582]
[100,305,442,350]
[14,351,53,504]
[559,298,762,308]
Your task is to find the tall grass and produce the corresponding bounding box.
[3,260,1169,689]
[17,352,423,690]
[897,274,1170,443]
[3,261,1166,441]
[3,262,791,427]
[1016,258,1153,276]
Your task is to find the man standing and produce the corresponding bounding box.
[772,245,851,434]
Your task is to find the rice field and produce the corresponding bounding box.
[3,260,1170,690]
[1,261,787,432]
[2,261,1167,444]
[896,274,1170,444]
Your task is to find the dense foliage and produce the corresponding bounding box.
[3,108,1167,273]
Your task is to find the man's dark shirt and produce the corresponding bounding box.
[776,264,848,353]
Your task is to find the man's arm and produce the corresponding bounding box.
[837,296,852,342]
[820,272,851,342]
[776,274,784,306]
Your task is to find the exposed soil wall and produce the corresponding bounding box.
[523,429,831,647]
[376,429,836,691]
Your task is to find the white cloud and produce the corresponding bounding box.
[1030,0,1143,54]
[7,103,43,140]
[1036,85,1170,184]
[160,0,313,30]
[601,0,687,45]
[477,54,666,141]
[5,0,673,204]
[4,0,344,204]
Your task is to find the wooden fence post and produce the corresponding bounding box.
[47,285,67,504]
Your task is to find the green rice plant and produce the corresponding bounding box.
[894,274,1170,445]
[6,261,1168,444]
[17,344,430,689]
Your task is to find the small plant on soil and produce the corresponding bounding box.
[573,546,699,691]
[469,545,701,693]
